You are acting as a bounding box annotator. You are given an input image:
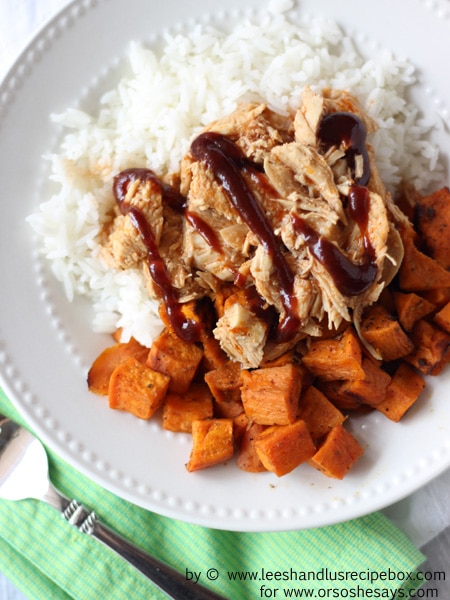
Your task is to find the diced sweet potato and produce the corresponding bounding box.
[335,358,391,408]
[204,361,242,404]
[186,419,234,472]
[237,422,268,473]
[240,364,303,425]
[146,329,203,394]
[404,319,450,375]
[308,424,364,479]
[108,357,170,419]
[87,338,149,395]
[376,362,425,422]
[360,305,414,362]
[301,327,364,381]
[254,419,316,477]
[415,187,450,269]
[434,301,450,335]
[318,381,362,410]
[297,386,345,441]
[162,384,213,432]
[398,236,450,291]
[394,292,435,332]
[420,287,450,309]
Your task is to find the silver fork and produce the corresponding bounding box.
[0,414,227,600]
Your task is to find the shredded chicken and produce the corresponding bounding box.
[100,87,405,368]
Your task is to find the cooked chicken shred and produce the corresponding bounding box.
[100,87,405,368]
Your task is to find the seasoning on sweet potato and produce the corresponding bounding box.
[108,357,170,419]
[301,327,364,381]
[375,362,425,422]
[404,319,450,375]
[240,363,303,425]
[254,419,315,477]
[297,386,345,441]
[433,300,450,335]
[398,236,450,291]
[237,422,268,473]
[87,337,149,396]
[330,357,391,408]
[394,292,435,332]
[308,424,364,479]
[415,187,450,269]
[162,383,214,432]
[146,329,203,394]
[360,305,414,362]
[204,360,242,404]
[186,419,234,472]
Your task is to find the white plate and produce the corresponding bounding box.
[1,0,450,532]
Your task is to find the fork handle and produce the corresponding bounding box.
[61,499,227,600]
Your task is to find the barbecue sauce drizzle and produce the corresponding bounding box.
[292,111,378,297]
[113,111,377,343]
[113,168,201,342]
[190,131,300,342]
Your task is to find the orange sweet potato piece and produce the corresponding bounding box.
[162,384,213,433]
[240,364,303,425]
[204,361,242,404]
[415,187,450,269]
[360,305,414,362]
[297,386,345,441]
[254,420,316,477]
[301,327,364,381]
[318,381,362,410]
[186,419,234,472]
[420,287,450,309]
[434,301,450,335]
[309,424,364,479]
[146,329,203,394]
[108,357,170,419]
[237,422,268,473]
[375,362,425,422]
[87,337,149,396]
[404,319,450,375]
[398,236,450,291]
[335,358,391,408]
[394,292,435,332]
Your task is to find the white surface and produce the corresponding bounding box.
[0,0,450,530]
[1,0,450,537]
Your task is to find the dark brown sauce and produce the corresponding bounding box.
[291,201,377,297]
[185,211,222,253]
[318,112,371,186]
[113,168,201,342]
[190,131,300,342]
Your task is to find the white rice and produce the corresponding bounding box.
[27,2,444,348]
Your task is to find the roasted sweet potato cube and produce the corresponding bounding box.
[88,338,149,396]
[162,384,213,433]
[186,419,234,472]
[146,329,203,394]
[336,358,391,407]
[254,420,315,477]
[297,386,345,440]
[204,361,242,404]
[375,362,425,422]
[308,424,364,479]
[108,357,170,419]
[434,301,450,335]
[398,236,450,291]
[415,187,450,269]
[420,287,450,309]
[404,319,450,375]
[237,422,268,473]
[301,327,364,381]
[394,292,435,332]
[240,364,303,425]
[201,336,228,371]
[318,381,362,410]
[360,305,414,362]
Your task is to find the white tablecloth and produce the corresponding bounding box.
[0,0,449,597]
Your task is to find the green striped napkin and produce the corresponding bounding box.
[0,386,425,600]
